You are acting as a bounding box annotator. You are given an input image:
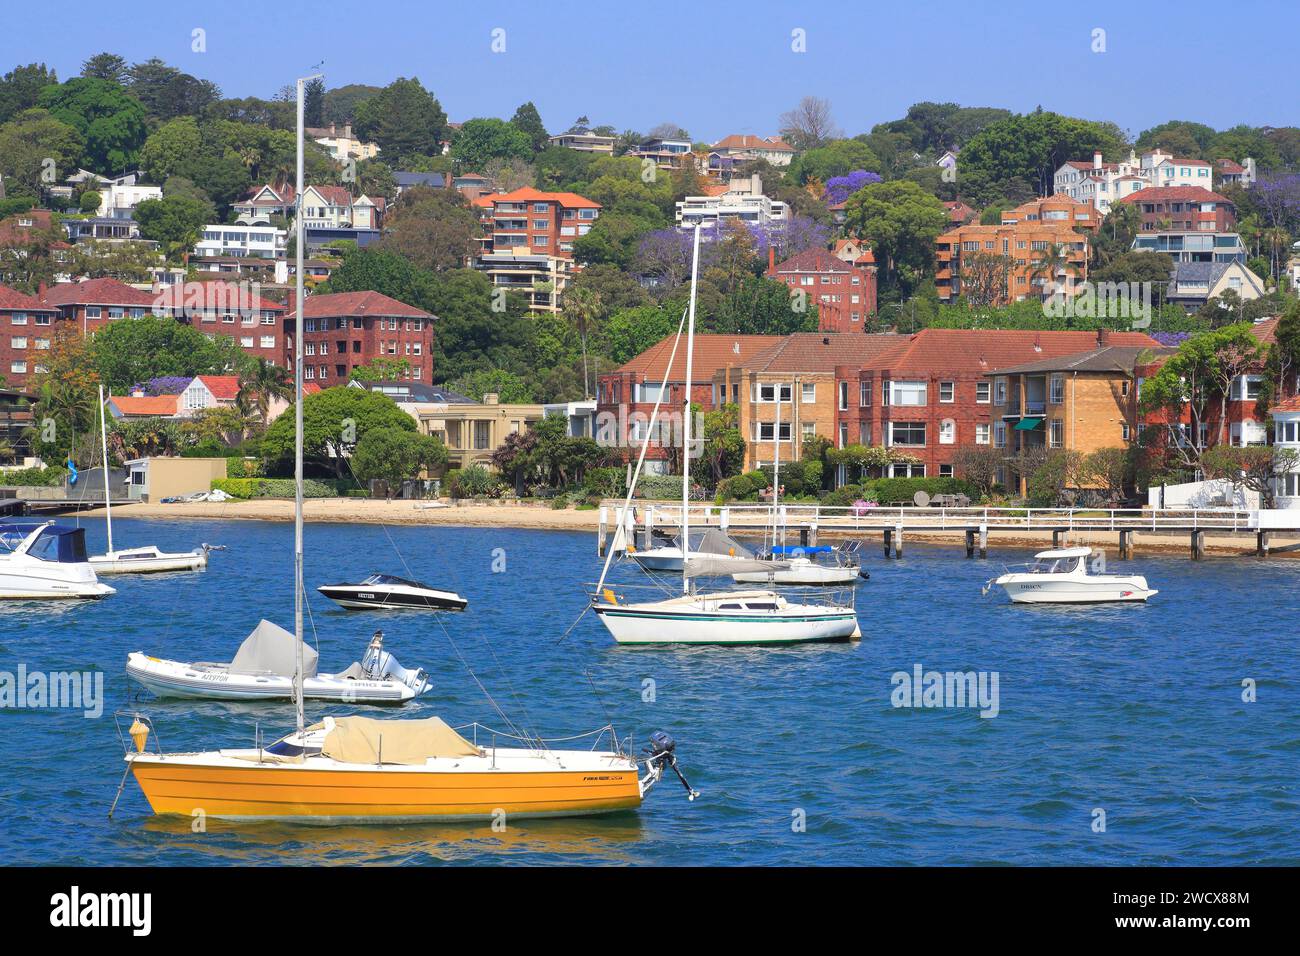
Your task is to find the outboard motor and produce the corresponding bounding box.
[360,630,429,695]
[642,731,699,801]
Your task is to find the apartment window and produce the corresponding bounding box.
[35,314,50,326]
[86,307,101,319]
[858,423,871,445]
[1049,375,1064,404]
[756,383,792,403]
[939,381,955,403]
[240,337,254,347]
[1120,380,1130,397]
[304,366,314,380]
[890,380,927,406]
[1121,423,1131,441]
[976,381,991,404]
[10,361,26,374]
[1278,421,1299,444]
[1049,419,1064,448]
[993,422,1007,448]
[889,421,926,446]
[755,421,792,442]
[801,383,816,403]
[801,422,816,439]
[109,307,124,319]
[939,418,955,444]
[889,462,925,478]
[881,380,890,406]
[975,423,990,445]
[939,465,954,478]
[859,381,871,407]
[993,378,1007,405]
[838,381,848,411]
[473,421,492,450]
[838,423,848,449]
[11,313,26,325]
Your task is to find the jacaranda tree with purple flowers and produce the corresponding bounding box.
[824,170,882,206]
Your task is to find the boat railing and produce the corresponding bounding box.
[453,721,620,755]
[113,709,165,757]
[590,579,856,611]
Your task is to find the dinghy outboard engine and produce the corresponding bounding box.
[360,630,429,695]
[640,730,699,801]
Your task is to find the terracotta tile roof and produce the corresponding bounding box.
[874,329,1162,375]
[300,291,433,319]
[986,344,1173,375]
[239,184,294,205]
[481,187,600,209]
[771,248,853,274]
[303,382,322,395]
[1250,316,1279,347]
[617,334,783,381]
[1216,159,1246,174]
[0,283,57,312]
[195,375,240,400]
[109,395,181,417]
[744,333,905,373]
[40,277,157,308]
[1270,394,1300,413]
[1118,185,1232,205]
[712,135,795,152]
[157,280,286,314]
[309,185,355,206]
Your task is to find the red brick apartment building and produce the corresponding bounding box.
[154,280,288,365]
[0,284,60,385]
[287,290,435,386]
[472,187,601,312]
[766,247,878,332]
[1118,186,1237,232]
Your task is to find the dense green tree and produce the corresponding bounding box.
[352,427,448,485]
[378,186,481,272]
[90,315,242,392]
[125,58,220,121]
[319,246,439,309]
[1208,125,1282,170]
[425,270,537,383]
[789,138,880,184]
[322,84,383,126]
[303,77,325,128]
[1134,120,1217,159]
[353,77,447,162]
[450,368,536,403]
[80,53,129,85]
[133,194,215,257]
[572,212,659,268]
[451,117,532,171]
[138,116,203,182]
[0,108,83,196]
[602,305,681,365]
[510,101,549,152]
[261,385,416,477]
[842,179,948,292]
[37,77,148,172]
[0,63,57,125]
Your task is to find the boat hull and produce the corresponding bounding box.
[128,751,642,822]
[125,653,418,704]
[732,561,861,585]
[317,585,467,611]
[996,576,1157,604]
[91,550,207,575]
[0,570,114,600]
[593,603,859,645]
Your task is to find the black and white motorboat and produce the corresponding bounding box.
[317,573,468,611]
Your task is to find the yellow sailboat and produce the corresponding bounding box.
[115,75,697,825]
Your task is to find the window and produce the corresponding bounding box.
[993,378,1007,405]
[1120,380,1130,397]
[859,381,871,407]
[890,380,927,406]
[35,314,50,326]
[838,423,848,449]
[240,337,254,347]
[86,307,101,319]
[261,336,275,348]
[755,421,792,442]
[801,383,816,403]
[993,422,1007,448]
[801,422,816,439]
[881,380,890,406]
[1121,423,1131,441]
[10,361,26,374]
[1049,419,1064,448]
[889,421,926,446]
[939,381,955,403]
[1278,420,1299,444]
[11,313,26,325]
[756,383,792,403]
[939,464,954,478]
[640,383,666,404]
[11,337,26,350]
[1049,375,1064,404]
[976,381,991,404]
[858,422,871,445]
[889,462,925,478]
[838,381,848,411]
[975,423,990,445]
[939,419,955,444]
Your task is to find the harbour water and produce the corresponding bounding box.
[2,516,1297,865]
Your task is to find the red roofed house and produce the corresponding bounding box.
[0,283,60,386]
[766,247,877,333]
[39,277,157,334]
[287,290,436,386]
[155,280,288,365]
[179,375,241,416]
[943,201,978,228]
[473,187,601,313]
[1117,185,1237,232]
[1215,158,1254,188]
[107,393,182,419]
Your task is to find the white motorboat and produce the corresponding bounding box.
[89,383,209,575]
[593,586,860,645]
[986,547,1158,604]
[127,622,430,704]
[732,545,864,585]
[590,223,860,646]
[317,573,468,610]
[0,522,115,600]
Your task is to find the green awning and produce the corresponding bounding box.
[1014,417,1043,431]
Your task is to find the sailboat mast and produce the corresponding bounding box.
[680,223,701,596]
[292,75,313,737]
[98,383,112,554]
[772,393,781,552]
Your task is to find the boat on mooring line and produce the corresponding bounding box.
[985,547,1158,604]
[317,573,467,611]
[0,522,115,600]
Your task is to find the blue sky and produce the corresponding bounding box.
[3,0,1296,141]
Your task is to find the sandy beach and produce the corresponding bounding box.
[76,496,1300,559]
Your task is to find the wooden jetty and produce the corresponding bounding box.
[598,502,1300,561]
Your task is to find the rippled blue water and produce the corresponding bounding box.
[2,515,1297,865]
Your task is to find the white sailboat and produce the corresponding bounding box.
[591,224,860,645]
[117,76,694,824]
[89,384,208,575]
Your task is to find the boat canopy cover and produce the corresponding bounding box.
[230,619,319,678]
[771,545,833,554]
[0,523,88,563]
[685,555,789,578]
[318,715,479,765]
[694,529,755,559]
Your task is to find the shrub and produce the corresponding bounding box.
[0,466,67,487]
[447,464,504,499]
[582,466,627,499]
[867,476,979,505]
[211,477,260,499]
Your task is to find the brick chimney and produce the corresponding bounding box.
[1097,327,1111,347]
[1093,151,1103,169]
[768,246,776,274]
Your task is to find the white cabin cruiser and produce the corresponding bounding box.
[0,523,115,600]
[318,574,468,611]
[126,622,430,704]
[987,547,1158,604]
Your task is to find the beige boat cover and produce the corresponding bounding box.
[320,716,480,765]
[230,619,319,678]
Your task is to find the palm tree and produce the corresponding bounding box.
[237,358,293,426]
[564,287,603,400]
[1031,242,1071,302]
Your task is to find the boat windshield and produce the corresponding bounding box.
[360,573,429,590]
[1029,556,1081,574]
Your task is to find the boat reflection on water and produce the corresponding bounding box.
[134,812,647,865]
